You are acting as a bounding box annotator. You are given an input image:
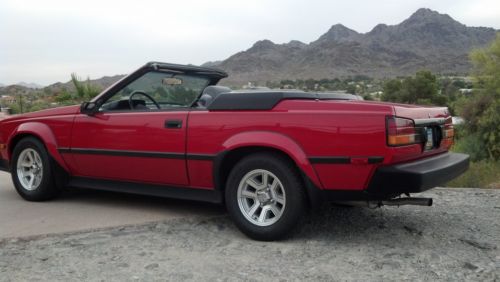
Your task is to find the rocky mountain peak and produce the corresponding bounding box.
[411,8,441,17]
[314,24,359,43]
[403,8,458,26]
[284,40,307,48]
[249,39,276,51]
[210,8,497,85]
[369,23,388,34]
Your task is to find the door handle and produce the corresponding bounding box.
[165,120,183,129]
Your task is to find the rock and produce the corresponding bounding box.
[404,225,423,236]
[145,263,159,270]
[38,256,49,262]
[463,262,478,270]
[459,238,497,250]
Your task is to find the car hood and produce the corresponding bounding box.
[0,105,80,123]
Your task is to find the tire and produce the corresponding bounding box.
[225,153,306,241]
[11,137,59,201]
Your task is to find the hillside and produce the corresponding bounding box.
[2,8,498,93]
[47,75,125,94]
[0,75,125,98]
[211,8,497,85]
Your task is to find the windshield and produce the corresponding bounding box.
[100,71,210,111]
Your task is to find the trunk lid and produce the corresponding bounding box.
[393,104,450,121]
[389,104,453,163]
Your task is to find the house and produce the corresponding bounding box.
[1,95,16,104]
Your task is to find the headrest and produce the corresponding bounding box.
[202,85,232,99]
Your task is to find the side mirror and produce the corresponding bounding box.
[80,101,98,116]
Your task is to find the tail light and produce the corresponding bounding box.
[386,116,423,146]
[441,117,454,148]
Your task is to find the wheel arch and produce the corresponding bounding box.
[213,131,323,206]
[8,122,69,172]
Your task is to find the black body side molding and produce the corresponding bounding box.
[308,156,384,164]
[58,148,215,161]
[67,177,223,204]
[0,158,9,172]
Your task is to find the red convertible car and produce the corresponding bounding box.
[0,62,469,240]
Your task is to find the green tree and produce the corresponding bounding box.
[458,33,500,160]
[381,70,443,105]
[304,79,316,90]
[54,89,73,104]
[346,84,356,94]
[362,94,374,100]
[70,73,101,101]
[381,79,403,102]
[404,70,439,104]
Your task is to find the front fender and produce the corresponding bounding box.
[221,131,322,188]
[8,122,69,171]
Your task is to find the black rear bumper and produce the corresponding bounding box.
[366,152,469,198]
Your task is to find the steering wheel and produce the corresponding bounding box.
[128,91,161,110]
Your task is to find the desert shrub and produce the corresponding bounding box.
[446,160,500,188]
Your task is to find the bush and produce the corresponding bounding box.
[458,33,500,161]
[381,70,448,105]
[446,160,500,188]
[449,135,500,188]
[452,131,489,161]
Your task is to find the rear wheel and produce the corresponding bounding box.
[225,153,306,241]
[11,137,59,201]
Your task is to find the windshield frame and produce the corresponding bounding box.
[90,62,226,111]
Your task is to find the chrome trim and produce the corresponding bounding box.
[413,118,446,126]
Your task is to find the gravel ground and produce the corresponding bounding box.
[0,188,499,281]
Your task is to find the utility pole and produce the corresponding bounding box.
[19,93,24,113]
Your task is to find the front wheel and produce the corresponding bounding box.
[11,137,59,201]
[225,153,306,241]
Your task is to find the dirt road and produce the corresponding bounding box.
[0,186,499,281]
[0,172,223,238]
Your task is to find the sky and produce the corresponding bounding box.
[0,0,499,86]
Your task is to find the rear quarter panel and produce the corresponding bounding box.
[188,100,394,190]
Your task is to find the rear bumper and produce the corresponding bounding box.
[0,158,9,172]
[366,152,469,198]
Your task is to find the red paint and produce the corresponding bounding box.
[0,95,453,193]
[186,160,214,189]
[70,111,189,186]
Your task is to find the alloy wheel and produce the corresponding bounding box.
[237,169,286,226]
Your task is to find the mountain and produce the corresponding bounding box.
[312,24,359,44]
[47,75,125,94]
[212,8,497,85]
[201,60,223,67]
[15,82,44,89]
[0,75,125,98]
[0,82,44,90]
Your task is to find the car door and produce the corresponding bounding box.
[70,110,189,185]
[67,70,210,186]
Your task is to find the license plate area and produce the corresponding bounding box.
[424,127,436,151]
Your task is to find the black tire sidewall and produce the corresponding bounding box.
[225,153,305,241]
[11,137,57,201]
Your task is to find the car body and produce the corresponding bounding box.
[0,62,469,240]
